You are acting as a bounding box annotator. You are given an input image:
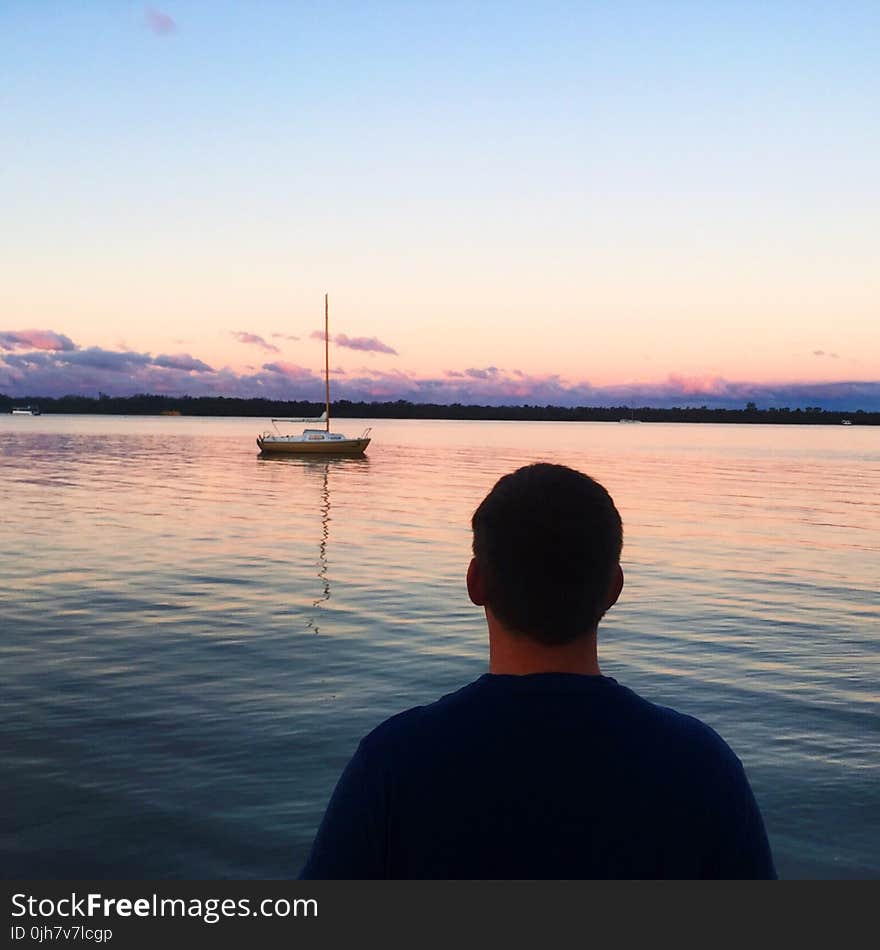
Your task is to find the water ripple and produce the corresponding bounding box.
[1,416,877,878]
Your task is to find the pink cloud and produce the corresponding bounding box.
[154,353,214,372]
[271,333,300,341]
[663,373,730,396]
[335,333,397,355]
[0,329,76,352]
[232,331,280,353]
[262,361,316,379]
[3,334,879,410]
[145,7,176,36]
[310,330,397,355]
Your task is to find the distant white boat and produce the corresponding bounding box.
[618,408,641,423]
[841,419,852,425]
[11,405,40,416]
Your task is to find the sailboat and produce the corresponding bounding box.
[256,294,372,456]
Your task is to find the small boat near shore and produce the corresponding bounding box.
[257,295,372,457]
[11,405,40,416]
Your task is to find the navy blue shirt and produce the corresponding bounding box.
[299,673,776,879]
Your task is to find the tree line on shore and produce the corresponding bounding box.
[1,393,877,424]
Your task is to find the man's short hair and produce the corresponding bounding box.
[471,463,623,646]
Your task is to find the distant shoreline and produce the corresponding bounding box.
[2,394,878,425]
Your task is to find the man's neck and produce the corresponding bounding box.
[487,613,601,676]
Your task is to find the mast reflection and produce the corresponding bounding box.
[258,453,369,634]
[307,462,331,634]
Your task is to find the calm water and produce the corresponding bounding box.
[1,415,878,879]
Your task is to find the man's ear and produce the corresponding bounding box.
[467,557,486,606]
[604,564,624,612]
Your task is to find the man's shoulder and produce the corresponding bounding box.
[357,674,740,770]
[358,679,482,753]
[616,683,747,767]
[628,687,730,741]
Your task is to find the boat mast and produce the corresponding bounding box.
[324,292,331,432]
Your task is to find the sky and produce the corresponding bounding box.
[1,1,878,408]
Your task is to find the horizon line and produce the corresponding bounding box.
[2,393,876,418]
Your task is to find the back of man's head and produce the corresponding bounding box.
[471,463,622,646]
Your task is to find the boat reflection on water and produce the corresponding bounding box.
[257,454,369,634]
[308,462,331,634]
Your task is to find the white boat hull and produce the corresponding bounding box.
[257,435,370,456]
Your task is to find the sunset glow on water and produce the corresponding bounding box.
[2,416,877,878]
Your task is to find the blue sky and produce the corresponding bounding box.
[1,2,878,407]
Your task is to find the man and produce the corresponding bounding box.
[299,463,776,879]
